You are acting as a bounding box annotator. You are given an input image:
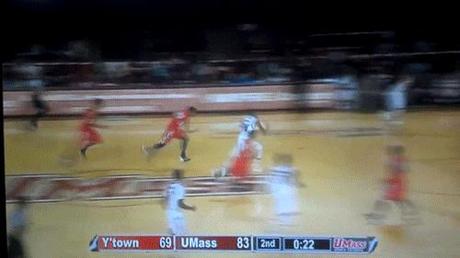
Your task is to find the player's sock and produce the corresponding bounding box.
[180,139,190,162]
[180,139,188,155]
[153,143,165,149]
[80,143,94,159]
[252,159,263,173]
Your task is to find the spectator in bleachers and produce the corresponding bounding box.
[2,65,16,90]
[336,71,359,110]
[102,62,131,84]
[18,63,44,90]
[193,62,217,83]
[231,71,257,84]
[151,62,170,83]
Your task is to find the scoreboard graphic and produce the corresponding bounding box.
[89,234,378,254]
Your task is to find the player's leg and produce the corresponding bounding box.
[80,129,91,158]
[396,199,420,224]
[364,199,391,223]
[167,211,175,235]
[229,156,246,180]
[30,110,40,129]
[223,132,248,170]
[80,128,102,158]
[215,146,239,177]
[143,129,190,162]
[401,199,417,214]
[30,106,47,129]
[214,152,249,179]
[214,132,249,178]
[277,213,289,226]
[251,140,263,173]
[154,142,166,149]
[153,130,172,150]
[277,212,300,227]
[212,164,230,178]
[142,131,170,157]
[393,109,405,135]
[81,141,100,158]
[80,144,94,158]
[176,214,186,235]
[252,140,263,160]
[385,109,405,135]
[274,189,290,226]
[278,207,294,226]
[142,142,165,154]
[169,213,186,235]
[382,107,396,136]
[179,135,190,162]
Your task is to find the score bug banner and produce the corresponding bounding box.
[89,234,378,254]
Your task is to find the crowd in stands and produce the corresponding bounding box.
[3,56,303,90]
[2,34,460,107]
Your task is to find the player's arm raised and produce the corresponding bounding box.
[178,199,196,211]
[257,119,267,134]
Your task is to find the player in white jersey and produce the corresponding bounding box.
[383,76,413,133]
[268,154,304,226]
[233,113,266,171]
[163,169,196,235]
[213,113,267,178]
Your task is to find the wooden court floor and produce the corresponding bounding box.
[4,111,460,257]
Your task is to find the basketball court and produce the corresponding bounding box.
[5,110,460,257]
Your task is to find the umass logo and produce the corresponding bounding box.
[6,174,269,203]
[333,238,367,249]
[332,237,378,253]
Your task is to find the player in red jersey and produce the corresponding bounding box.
[79,99,106,159]
[142,106,197,162]
[364,145,419,225]
[228,138,254,179]
[213,138,254,180]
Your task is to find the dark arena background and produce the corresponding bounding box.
[3,1,460,257]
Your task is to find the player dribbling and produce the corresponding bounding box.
[234,113,266,162]
[216,113,266,175]
[213,113,267,179]
[163,169,196,235]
